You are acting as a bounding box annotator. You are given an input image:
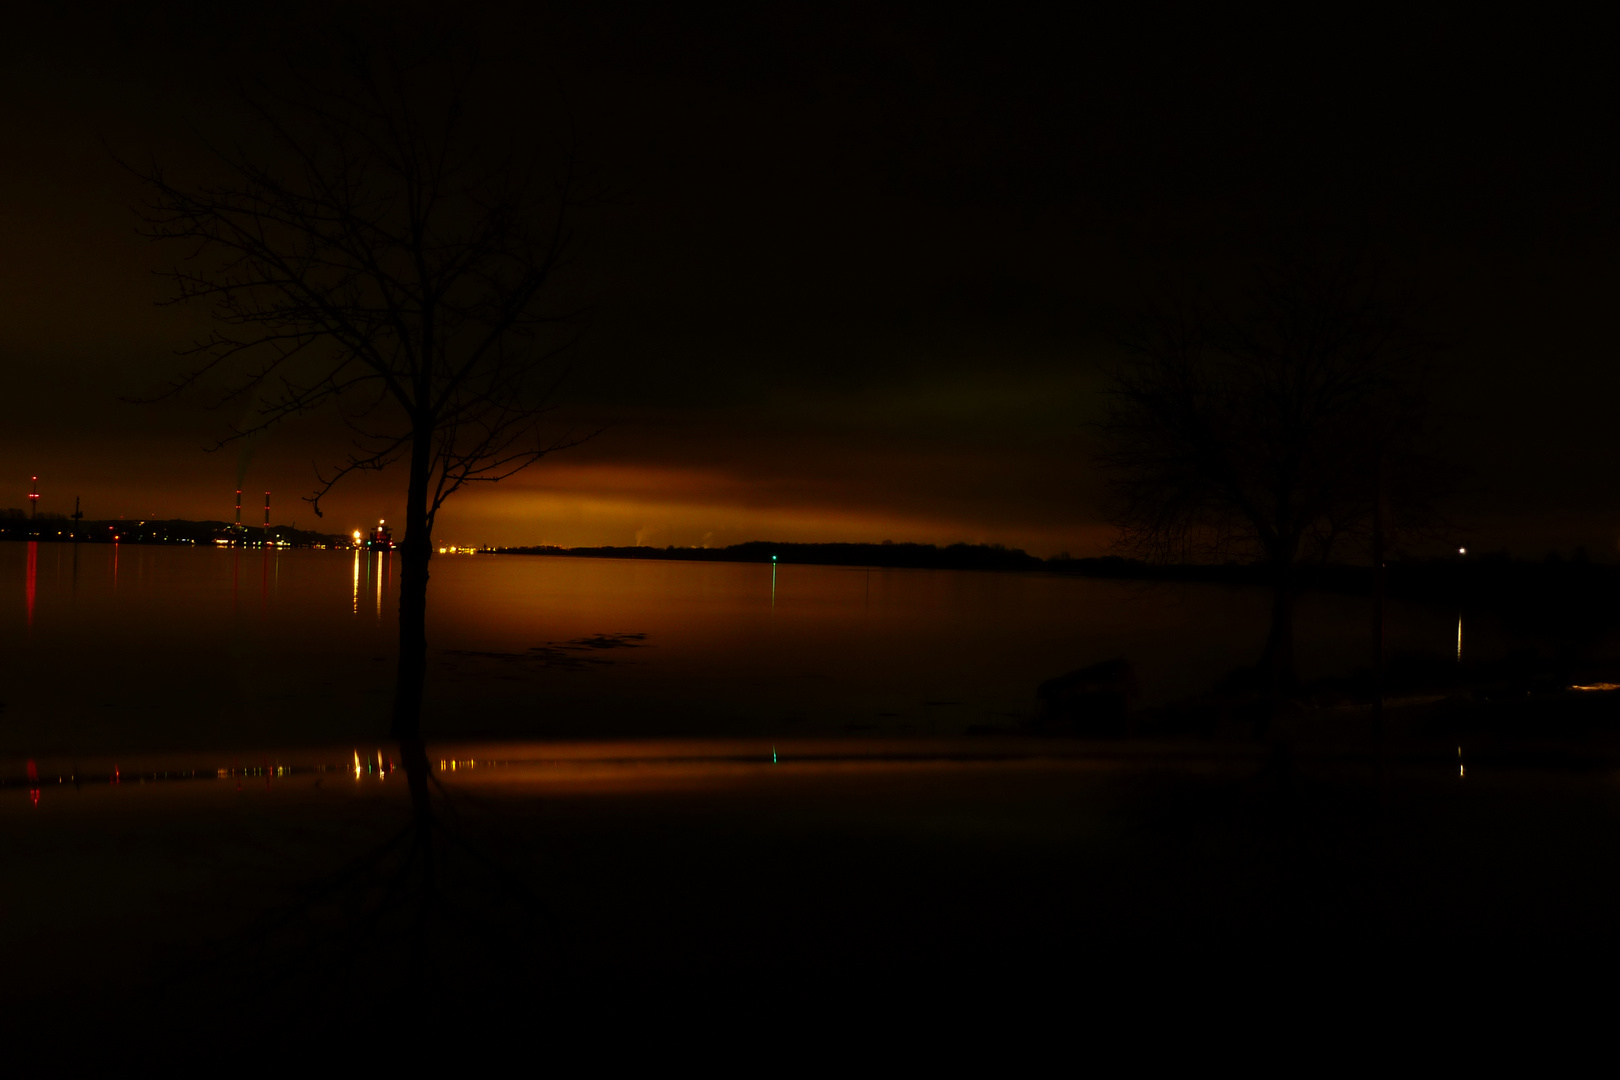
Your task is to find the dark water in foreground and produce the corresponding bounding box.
[0,542,1467,757]
[1,543,1610,1042]
[5,740,1616,1041]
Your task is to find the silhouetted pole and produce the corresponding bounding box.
[71,496,82,542]
[1372,459,1389,767]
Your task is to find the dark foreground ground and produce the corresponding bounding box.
[4,732,1619,1050]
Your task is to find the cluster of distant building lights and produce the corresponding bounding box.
[7,480,431,550]
[12,752,518,805]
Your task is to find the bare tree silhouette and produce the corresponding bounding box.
[1100,255,1445,695]
[133,32,593,776]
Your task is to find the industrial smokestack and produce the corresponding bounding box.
[263,491,270,529]
[235,489,242,525]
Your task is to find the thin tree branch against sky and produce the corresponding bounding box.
[1101,253,1449,688]
[134,41,590,515]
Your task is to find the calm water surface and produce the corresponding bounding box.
[0,541,1465,757]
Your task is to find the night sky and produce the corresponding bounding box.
[3,4,1615,558]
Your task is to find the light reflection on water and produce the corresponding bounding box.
[0,543,1474,756]
[25,541,36,631]
[0,738,1210,809]
[4,733,1531,816]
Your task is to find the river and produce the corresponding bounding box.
[0,540,1468,758]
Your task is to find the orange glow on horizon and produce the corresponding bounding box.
[428,463,1113,558]
[4,459,1114,558]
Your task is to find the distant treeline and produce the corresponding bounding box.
[498,540,1051,571]
[0,517,347,547]
[495,539,1607,585]
[496,541,1620,637]
[498,540,1354,578]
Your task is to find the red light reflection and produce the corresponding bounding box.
[25,541,36,630]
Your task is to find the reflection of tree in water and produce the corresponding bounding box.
[159,759,566,1029]
[169,632,656,1026]
[148,637,646,1027]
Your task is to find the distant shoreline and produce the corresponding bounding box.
[0,518,345,548]
[493,542,1620,628]
[493,539,1373,584]
[497,539,1053,573]
[7,525,1614,631]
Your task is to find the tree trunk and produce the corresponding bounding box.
[1254,560,1298,740]
[1260,559,1298,693]
[393,430,436,840]
[392,432,435,743]
[1372,458,1388,769]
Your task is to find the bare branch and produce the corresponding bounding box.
[133,34,593,537]
[1098,254,1450,683]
